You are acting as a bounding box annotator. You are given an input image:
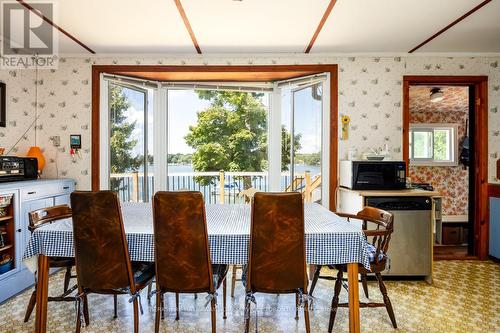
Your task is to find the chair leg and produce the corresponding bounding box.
[231,265,237,297]
[309,265,322,296]
[244,296,250,333]
[375,272,397,328]
[113,294,118,319]
[76,298,82,333]
[24,290,37,322]
[155,292,161,333]
[303,295,311,333]
[295,292,299,320]
[133,298,139,333]
[83,295,90,326]
[161,293,165,320]
[328,267,344,333]
[175,292,180,320]
[63,266,72,293]
[223,278,227,319]
[360,273,369,298]
[210,298,217,333]
[147,282,152,303]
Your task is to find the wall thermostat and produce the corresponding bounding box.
[70,134,81,149]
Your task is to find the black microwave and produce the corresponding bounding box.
[339,160,406,190]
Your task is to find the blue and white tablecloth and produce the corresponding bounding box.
[23,203,371,269]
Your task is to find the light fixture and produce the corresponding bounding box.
[430,87,444,103]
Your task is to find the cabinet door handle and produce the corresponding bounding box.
[27,191,36,195]
[17,229,21,233]
[63,186,70,190]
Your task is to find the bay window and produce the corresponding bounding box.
[100,73,330,206]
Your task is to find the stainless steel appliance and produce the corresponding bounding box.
[365,196,432,281]
[339,160,406,190]
[0,156,38,182]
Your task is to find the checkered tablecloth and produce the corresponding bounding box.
[23,203,371,269]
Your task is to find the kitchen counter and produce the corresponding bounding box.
[338,187,440,198]
[337,186,439,284]
[0,178,75,190]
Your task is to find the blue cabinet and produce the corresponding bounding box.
[0,179,75,303]
[490,197,500,259]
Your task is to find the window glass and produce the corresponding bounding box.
[410,124,457,165]
[168,89,269,204]
[412,130,433,159]
[108,83,153,202]
[433,129,451,161]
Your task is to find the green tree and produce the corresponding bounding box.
[185,91,300,187]
[109,84,142,192]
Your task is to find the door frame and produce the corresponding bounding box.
[402,75,489,259]
[92,64,339,210]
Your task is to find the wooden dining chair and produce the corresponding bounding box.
[326,207,397,332]
[70,191,155,333]
[244,192,311,333]
[152,191,228,333]
[24,205,75,322]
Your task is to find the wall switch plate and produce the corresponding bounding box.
[50,136,61,147]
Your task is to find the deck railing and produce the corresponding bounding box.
[110,170,320,204]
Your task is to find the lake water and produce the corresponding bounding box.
[166,164,321,175]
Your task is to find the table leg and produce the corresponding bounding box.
[308,264,316,280]
[347,263,360,333]
[35,254,49,333]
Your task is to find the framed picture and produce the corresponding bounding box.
[0,82,5,127]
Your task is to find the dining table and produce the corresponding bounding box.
[23,202,371,333]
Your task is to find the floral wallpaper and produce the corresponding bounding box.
[408,86,469,216]
[0,55,499,191]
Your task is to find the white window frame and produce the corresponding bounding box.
[409,123,459,167]
[100,74,330,207]
[100,76,153,201]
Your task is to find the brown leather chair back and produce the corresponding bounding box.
[356,207,394,264]
[247,192,307,293]
[70,191,134,292]
[152,191,213,293]
[28,205,72,232]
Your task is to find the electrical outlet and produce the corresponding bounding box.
[50,136,60,147]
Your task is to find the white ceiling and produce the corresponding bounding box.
[419,0,500,52]
[181,0,330,53]
[313,0,487,52]
[17,0,500,54]
[53,0,193,53]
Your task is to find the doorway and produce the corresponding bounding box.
[403,76,489,259]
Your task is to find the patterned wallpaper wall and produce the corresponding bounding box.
[408,86,469,216]
[0,55,499,190]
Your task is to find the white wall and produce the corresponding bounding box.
[0,54,499,189]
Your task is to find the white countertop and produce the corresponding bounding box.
[339,187,441,197]
[0,178,75,190]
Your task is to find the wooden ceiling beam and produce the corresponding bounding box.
[408,0,492,53]
[173,0,202,54]
[16,0,95,54]
[305,0,338,53]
